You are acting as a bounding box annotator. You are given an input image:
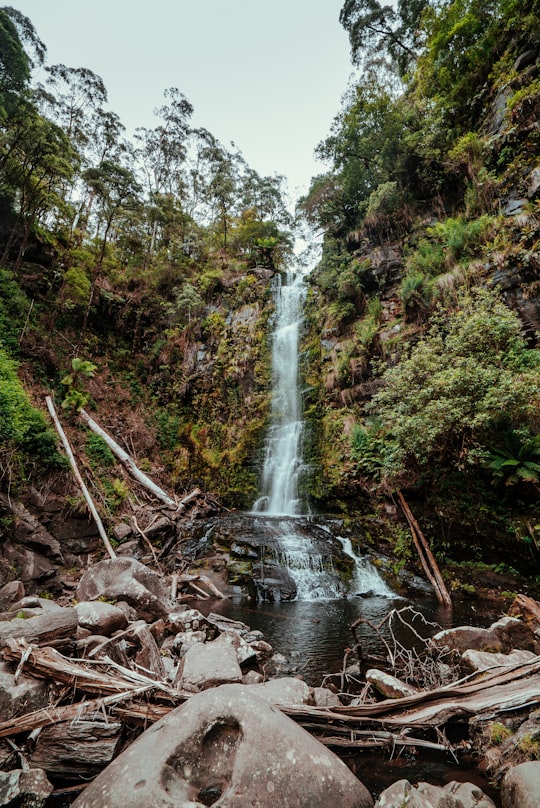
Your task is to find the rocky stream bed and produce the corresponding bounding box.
[1,535,540,807]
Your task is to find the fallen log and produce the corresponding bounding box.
[2,640,177,699]
[45,396,116,560]
[396,490,451,607]
[80,409,177,508]
[0,608,78,648]
[0,686,158,738]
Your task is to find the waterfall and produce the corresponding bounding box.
[253,270,307,516]
[251,269,393,602]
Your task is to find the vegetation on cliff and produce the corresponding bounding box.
[0,5,293,508]
[300,0,540,573]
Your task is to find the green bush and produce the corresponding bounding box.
[369,289,540,480]
[0,345,64,478]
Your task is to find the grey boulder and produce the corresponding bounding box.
[72,683,373,808]
[501,761,540,808]
[76,557,172,621]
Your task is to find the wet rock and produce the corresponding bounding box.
[0,661,52,721]
[375,779,457,807]
[0,768,53,807]
[167,608,217,638]
[75,600,128,635]
[508,594,540,631]
[430,616,537,656]
[175,636,242,691]
[250,676,311,707]
[253,560,297,601]
[76,558,172,621]
[366,669,418,699]
[71,684,373,808]
[501,761,540,808]
[461,648,536,673]
[311,686,342,708]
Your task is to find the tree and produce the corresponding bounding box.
[134,87,194,261]
[339,0,429,75]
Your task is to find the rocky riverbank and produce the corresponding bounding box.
[1,555,540,807]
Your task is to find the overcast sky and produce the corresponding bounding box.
[11,1,354,202]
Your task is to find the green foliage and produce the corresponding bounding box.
[60,358,97,413]
[0,269,30,352]
[0,345,63,479]
[85,433,115,470]
[61,266,91,311]
[368,289,540,481]
[487,430,540,486]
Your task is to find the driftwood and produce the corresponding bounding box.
[0,608,78,648]
[79,409,177,508]
[396,490,451,607]
[45,396,117,560]
[177,573,226,600]
[3,633,540,760]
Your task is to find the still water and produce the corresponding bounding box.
[207,593,500,686]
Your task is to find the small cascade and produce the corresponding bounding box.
[337,536,394,598]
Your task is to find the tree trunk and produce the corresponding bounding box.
[45,397,116,560]
[396,490,452,607]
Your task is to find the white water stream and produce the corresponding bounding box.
[253,270,306,516]
[252,270,391,601]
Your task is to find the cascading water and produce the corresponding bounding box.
[253,270,306,516]
[252,269,392,601]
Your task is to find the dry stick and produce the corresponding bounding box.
[79,409,177,508]
[45,397,116,560]
[170,573,178,602]
[396,490,452,607]
[131,514,161,571]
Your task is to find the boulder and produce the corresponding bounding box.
[0,661,52,721]
[366,669,418,699]
[71,684,373,808]
[375,779,457,807]
[501,761,540,808]
[491,616,537,652]
[175,636,243,691]
[508,594,540,631]
[75,601,128,636]
[0,580,25,611]
[430,616,537,656]
[0,768,53,807]
[250,676,311,707]
[443,781,496,808]
[429,626,500,655]
[311,686,342,708]
[461,648,536,673]
[76,558,172,621]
